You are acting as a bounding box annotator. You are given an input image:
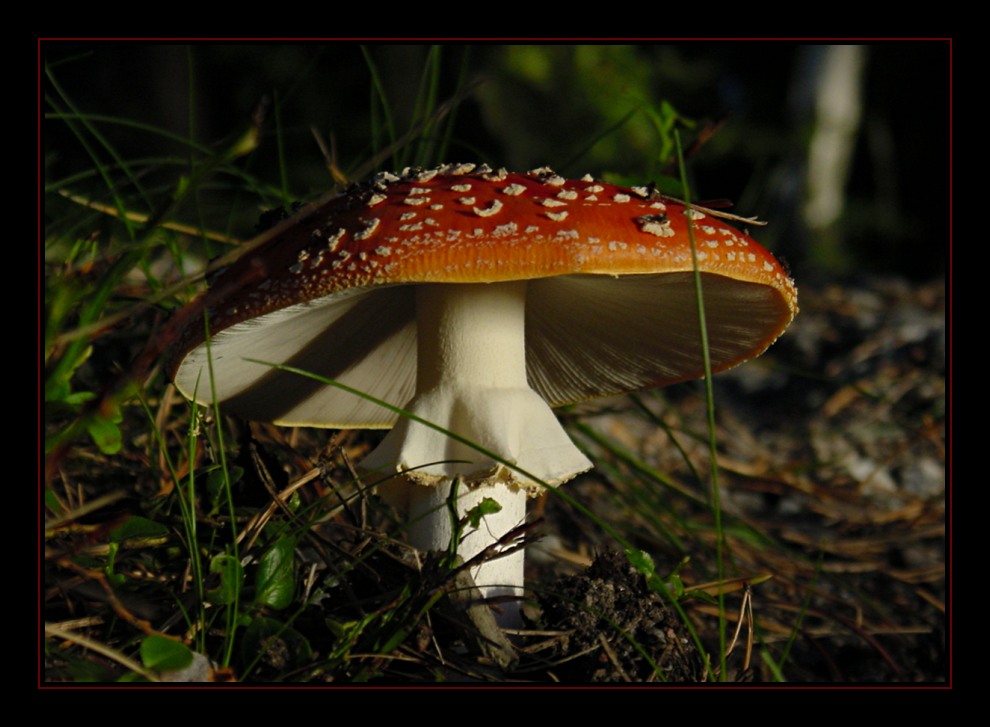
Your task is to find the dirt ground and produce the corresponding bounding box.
[529,274,947,682]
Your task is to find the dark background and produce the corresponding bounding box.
[43,42,951,285]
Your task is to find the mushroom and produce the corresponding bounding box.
[167,163,798,626]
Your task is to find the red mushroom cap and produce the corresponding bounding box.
[168,163,798,428]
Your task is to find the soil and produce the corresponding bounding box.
[529,275,947,683]
[538,550,706,682]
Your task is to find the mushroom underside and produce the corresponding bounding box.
[173,272,792,429]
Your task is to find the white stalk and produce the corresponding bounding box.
[406,477,527,626]
[363,281,591,625]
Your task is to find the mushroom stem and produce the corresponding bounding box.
[417,280,530,393]
[406,477,527,627]
[363,281,592,625]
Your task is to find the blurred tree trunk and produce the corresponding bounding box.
[792,45,868,273]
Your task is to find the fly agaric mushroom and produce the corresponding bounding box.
[167,163,798,626]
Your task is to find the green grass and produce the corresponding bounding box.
[42,43,945,685]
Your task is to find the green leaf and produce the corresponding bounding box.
[63,390,96,407]
[626,548,692,602]
[625,548,676,598]
[465,497,502,529]
[109,515,169,542]
[209,554,244,606]
[103,542,125,586]
[140,634,194,672]
[117,671,151,683]
[665,572,686,599]
[87,408,123,454]
[625,547,656,577]
[255,535,296,610]
[44,344,93,403]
